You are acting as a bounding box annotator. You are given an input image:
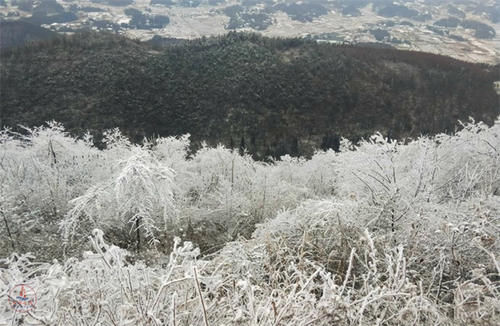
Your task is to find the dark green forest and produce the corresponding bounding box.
[0,21,58,49]
[1,32,499,158]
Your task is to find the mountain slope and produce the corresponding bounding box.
[1,32,499,158]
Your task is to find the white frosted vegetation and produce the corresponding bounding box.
[0,119,499,325]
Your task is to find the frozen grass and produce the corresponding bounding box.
[0,118,499,325]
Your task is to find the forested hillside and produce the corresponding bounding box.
[0,21,57,49]
[1,32,499,157]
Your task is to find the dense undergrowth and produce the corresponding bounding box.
[0,119,499,325]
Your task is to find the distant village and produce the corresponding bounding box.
[1,0,499,64]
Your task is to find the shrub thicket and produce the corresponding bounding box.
[0,118,499,325]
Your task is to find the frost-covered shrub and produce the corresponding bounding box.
[252,197,500,317]
[334,118,500,205]
[0,123,110,259]
[431,119,500,201]
[4,225,496,325]
[331,119,500,282]
[1,118,499,325]
[62,146,176,249]
[0,122,103,219]
[1,230,210,326]
[253,199,374,277]
[159,143,337,252]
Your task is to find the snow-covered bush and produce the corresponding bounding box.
[0,122,109,259]
[0,122,103,218]
[0,118,499,325]
[1,230,208,325]
[62,146,177,250]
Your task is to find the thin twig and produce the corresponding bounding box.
[1,209,15,251]
[171,293,177,326]
[193,267,209,326]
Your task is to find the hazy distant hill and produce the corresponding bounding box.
[1,32,499,158]
[0,21,58,49]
